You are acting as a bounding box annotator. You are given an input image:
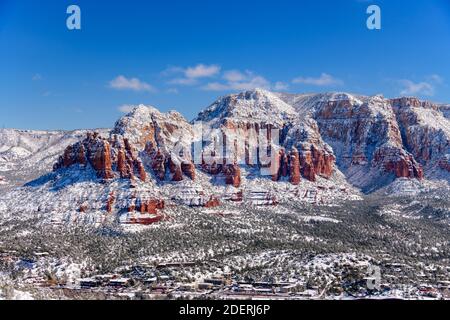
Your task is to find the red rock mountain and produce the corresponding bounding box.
[277,92,449,192]
[53,89,450,196]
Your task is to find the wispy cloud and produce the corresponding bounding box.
[427,74,444,84]
[168,77,198,86]
[274,81,289,91]
[202,70,271,91]
[118,104,136,113]
[185,64,220,78]
[201,82,229,91]
[166,88,179,94]
[165,64,221,86]
[109,75,156,92]
[223,70,248,82]
[32,74,42,81]
[166,64,341,92]
[399,80,435,96]
[398,75,444,97]
[292,73,343,86]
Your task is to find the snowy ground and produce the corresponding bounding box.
[0,191,449,300]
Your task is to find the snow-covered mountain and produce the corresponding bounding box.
[0,129,109,190]
[195,88,297,125]
[276,92,450,191]
[0,89,448,224]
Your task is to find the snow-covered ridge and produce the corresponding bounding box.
[0,90,449,222]
[112,104,193,151]
[0,128,109,188]
[195,88,297,125]
[275,92,367,115]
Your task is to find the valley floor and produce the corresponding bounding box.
[1,194,450,300]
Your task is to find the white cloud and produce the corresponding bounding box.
[292,73,343,86]
[164,64,220,86]
[185,64,220,79]
[399,80,435,96]
[164,64,287,92]
[223,70,248,82]
[397,74,444,96]
[109,75,155,92]
[203,70,271,91]
[229,75,271,91]
[118,104,136,113]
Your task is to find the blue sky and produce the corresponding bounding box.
[1,0,450,130]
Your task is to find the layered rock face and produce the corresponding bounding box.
[272,149,288,181]
[53,92,339,191]
[113,106,192,150]
[276,93,434,190]
[296,146,335,183]
[114,105,197,183]
[144,142,196,182]
[51,89,449,202]
[391,97,450,176]
[373,146,424,179]
[289,148,301,185]
[55,107,197,184]
[271,148,301,184]
[195,89,336,183]
[54,132,114,179]
[54,132,149,181]
[312,95,405,176]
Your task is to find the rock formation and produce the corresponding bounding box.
[224,164,241,187]
[289,148,301,185]
[48,89,449,217]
